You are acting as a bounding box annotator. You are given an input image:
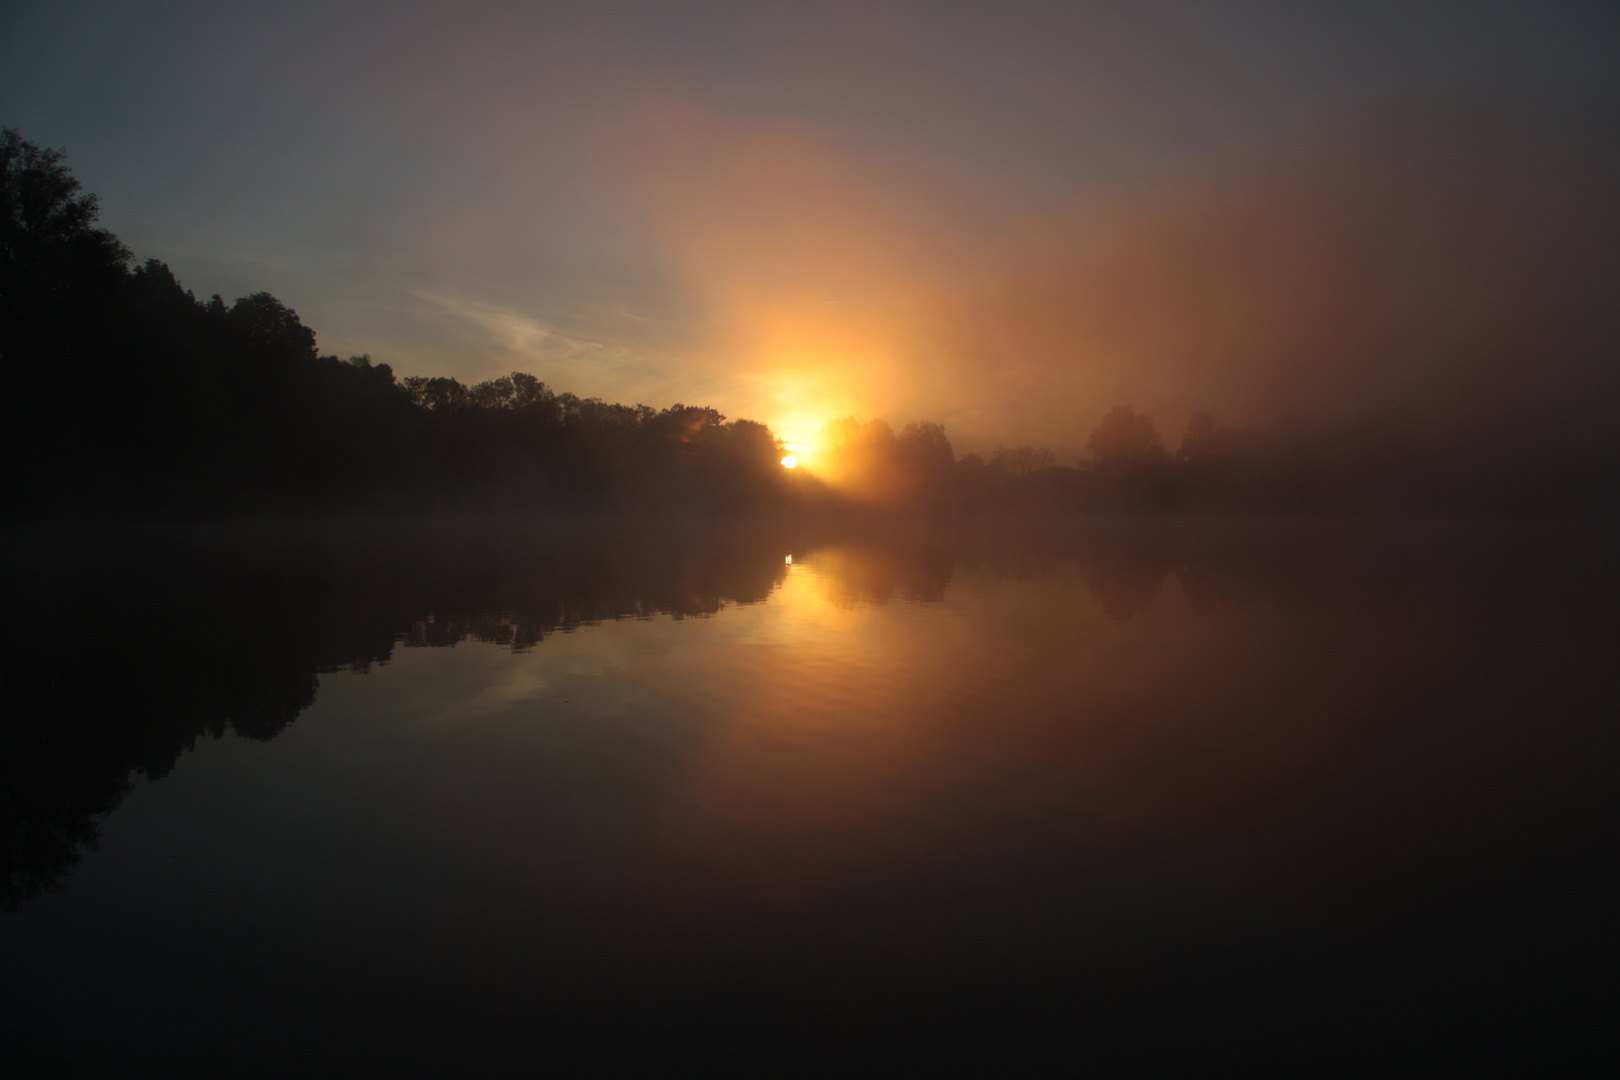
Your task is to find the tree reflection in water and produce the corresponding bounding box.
[1,518,799,908]
[1,517,1615,1067]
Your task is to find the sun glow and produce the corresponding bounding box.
[778,438,818,469]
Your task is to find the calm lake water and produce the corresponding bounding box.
[2,517,1614,1071]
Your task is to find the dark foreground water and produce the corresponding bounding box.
[2,517,1615,1072]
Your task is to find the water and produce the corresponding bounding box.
[2,518,1614,1070]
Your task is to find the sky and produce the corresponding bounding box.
[4,1,1619,456]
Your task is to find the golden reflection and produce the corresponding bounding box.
[643,540,1290,911]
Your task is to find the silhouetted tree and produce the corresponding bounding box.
[0,130,803,518]
[1085,406,1175,509]
[896,421,958,504]
[990,444,1057,479]
[1087,406,1165,467]
[815,417,961,506]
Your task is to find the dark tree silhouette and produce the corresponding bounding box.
[0,130,794,519]
[990,444,1057,478]
[1082,405,1176,509]
[1087,405,1166,467]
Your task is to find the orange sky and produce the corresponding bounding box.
[585,94,1620,458]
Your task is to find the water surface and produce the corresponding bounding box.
[2,518,1614,1070]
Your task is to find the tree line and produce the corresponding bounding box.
[5,127,1615,518]
[806,402,1620,514]
[1,129,792,516]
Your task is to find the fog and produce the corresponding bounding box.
[956,97,1620,455]
[610,93,1620,462]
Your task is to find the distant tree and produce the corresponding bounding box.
[1084,406,1174,509]
[403,375,473,412]
[815,417,959,504]
[510,371,551,408]
[990,444,1057,478]
[470,375,517,410]
[2,130,142,506]
[816,418,895,499]
[0,128,130,287]
[1178,412,1219,461]
[1086,406,1166,467]
[898,421,953,467]
[896,421,957,502]
[234,292,315,354]
[1,128,132,380]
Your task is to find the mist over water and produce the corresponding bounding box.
[3,516,1613,1068]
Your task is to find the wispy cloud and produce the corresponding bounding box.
[413,291,632,368]
[406,289,749,413]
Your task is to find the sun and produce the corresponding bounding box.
[778,439,815,470]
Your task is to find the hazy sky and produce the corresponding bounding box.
[5,1,1618,454]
